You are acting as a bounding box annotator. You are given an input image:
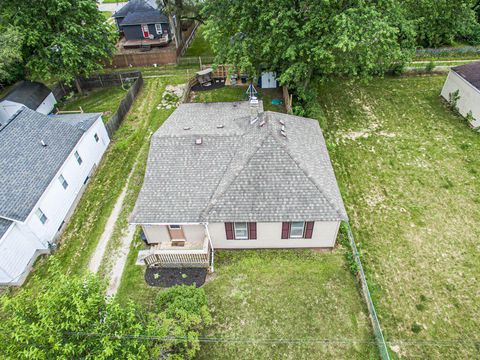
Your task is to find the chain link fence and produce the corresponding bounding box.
[345,223,391,360]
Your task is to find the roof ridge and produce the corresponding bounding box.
[268,122,347,220]
[200,129,271,220]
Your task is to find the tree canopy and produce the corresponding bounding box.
[0,0,116,86]
[203,0,415,97]
[0,262,211,359]
[0,26,24,84]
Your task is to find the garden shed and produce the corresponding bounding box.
[441,61,480,128]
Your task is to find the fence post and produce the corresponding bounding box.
[346,223,390,360]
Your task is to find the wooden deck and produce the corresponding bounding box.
[123,37,169,49]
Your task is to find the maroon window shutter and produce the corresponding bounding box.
[304,222,314,239]
[281,222,290,239]
[248,222,257,240]
[225,222,234,240]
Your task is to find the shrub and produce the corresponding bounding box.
[411,322,423,333]
[448,90,460,112]
[425,61,435,72]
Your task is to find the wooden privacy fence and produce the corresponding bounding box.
[77,71,141,90]
[105,73,144,137]
[109,50,178,68]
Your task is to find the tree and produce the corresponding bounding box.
[203,0,415,99]
[0,261,211,359]
[403,0,480,47]
[1,0,116,93]
[159,0,204,48]
[0,26,24,85]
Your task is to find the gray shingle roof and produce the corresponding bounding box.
[1,81,52,110]
[452,61,480,91]
[113,0,159,18]
[120,9,168,25]
[0,217,12,239]
[0,107,101,221]
[130,102,347,224]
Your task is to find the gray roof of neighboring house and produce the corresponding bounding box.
[0,217,12,239]
[113,0,158,18]
[130,102,348,224]
[1,81,52,111]
[452,61,480,91]
[120,9,169,26]
[0,107,101,222]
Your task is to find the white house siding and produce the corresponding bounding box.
[26,117,110,244]
[142,221,340,249]
[0,223,48,285]
[35,93,57,115]
[441,71,480,128]
[0,100,22,123]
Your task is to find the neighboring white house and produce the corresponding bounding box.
[0,81,57,123]
[130,101,348,270]
[0,107,110,286]
[441,61,480,128]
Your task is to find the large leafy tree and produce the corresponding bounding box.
[0,26,24,85]
[404,0,480,47]
[203,0,415,98]
[1,0,116,92]
[0,262,211,359]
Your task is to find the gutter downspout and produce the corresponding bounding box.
[203,222,214,273]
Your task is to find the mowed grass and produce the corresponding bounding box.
[191,85,286,113]
[184,27,214,57]
[314,75,480,359]
[197,250,377,360]
[19,74,190,291]
[58,86,128,122]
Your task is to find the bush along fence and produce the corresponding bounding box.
[104,73,144,138]
[415,46,480,59]
[343,222,390,360]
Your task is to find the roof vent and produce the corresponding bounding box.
[183,126,191,130]
[41,140,47,147]
[259,119,266,127]
[279,119,285,125]
[216,124,224,129]
[280,130,287,138]
[281,125,285,132]
[195,137,203,145]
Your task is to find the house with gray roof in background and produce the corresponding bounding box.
[0,81,57,123]
[130,100,347,270]
[441,60,480,128]
[0,107,110,286]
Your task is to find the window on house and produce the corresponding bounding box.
[59,174,68,189]
[168,224,181,229]
[94,133,99,142]
[155,23,162,34]
[289,222,305,238]
[234,222,248,240]
[36,208,47,224]
[74,151,83,165]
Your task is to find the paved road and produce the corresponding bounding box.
[98,1,127,12]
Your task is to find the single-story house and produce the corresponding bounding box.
[441,61,480,128]
[113,0,171,43]
[0,81,56,123]
[130,101,348,270]
[0,107,110,286]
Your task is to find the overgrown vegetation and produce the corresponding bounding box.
[314,75,480,359]
[0,262,210,359]
[184,27,214,57]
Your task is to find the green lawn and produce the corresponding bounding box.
[58,87,127,122]
[101,11,113,20]
[197,250,377,360]
[184,27,214,58]
[314,75,480,359]
[191,86,287,113]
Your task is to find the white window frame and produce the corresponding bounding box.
[289,221,305,239]
[94,133,99,142]
[141,24,150,38]
[36,208,47,225]
[155,23,162,35]
[59,174,68,190]
[234,222,248,240]
[74,151,83,165]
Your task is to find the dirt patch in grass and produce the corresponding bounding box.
[145,267,208,287]
[314,75,480,359]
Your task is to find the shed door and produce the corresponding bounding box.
[141,24,150,38]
